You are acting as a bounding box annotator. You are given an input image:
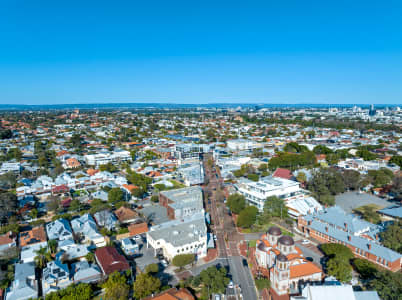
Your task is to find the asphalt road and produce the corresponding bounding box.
[202,155,258,300]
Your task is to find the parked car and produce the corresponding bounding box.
[228,281,234,288]
[301,239,310,245]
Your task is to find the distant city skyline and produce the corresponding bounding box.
[0,1,401,105]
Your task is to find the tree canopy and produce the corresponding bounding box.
[237,206,258,228]
[102,271,130,300]
[226,193,246,214]
[133,272,161,299]
[172,254,195,268]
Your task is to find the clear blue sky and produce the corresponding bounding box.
[0,0,401,105]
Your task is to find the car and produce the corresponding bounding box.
[228,281,234,288]
[134,235,142,241]
[301,239,310,245]
[213,234,217,241]
[305,257,314,262]
[160,259,168,267]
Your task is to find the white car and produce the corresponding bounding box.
[161,259,168,267]
[213,234,217,241]
[228,281,234,288]
[134,235,142,241]
[301,239,310,245]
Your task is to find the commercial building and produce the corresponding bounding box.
[159,186,204,220]
[146,212,208,261]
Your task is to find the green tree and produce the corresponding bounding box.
[342,169,361,190]
[352,258,378,280]
[133,273,161,299]
[34,246,51,269]
[48,239,58,255]
[172,254,195,269]
[255,277,271,290]
[226,193,246,214]
[197,266,230,298]
[108,188,124,204]
[296,171,307,183]
[247,173,259,182]
[237,206,258,228]
[102,271,130,300]
[145,263,159,274]
[389,155,402,168]
[85,252,95,263]
[380,221,402,253]
[369,270,402,300]
[313,145,333,155]
[327,257,352,283]
[46,283,93,300]
[261,196,288,220]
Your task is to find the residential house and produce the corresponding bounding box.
[58,239,89,261]
[46,218,74,241]
[71,260,102,284]
[94,210,118,231]
[95,246,130,275]
[71,214,106,248]
[42,257,72,295]
[0,232,16,254]
[142,288,195,300]
[5,262,38,300]
[114,206,139,224]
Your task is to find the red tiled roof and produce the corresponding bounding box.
[0,232,15,246]
[114,206,138,222]
[273,168,293,180]
[95,246,130,275]
[19,226,47,247]
[289,262,322,279]
[128,222,148,236]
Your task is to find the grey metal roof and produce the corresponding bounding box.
[309,219,401,262]
[147,213,206,247]
[378,205,402,219]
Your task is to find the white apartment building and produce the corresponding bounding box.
[84,150,130,167]
[227,139,256,151]
[235,176,300,211]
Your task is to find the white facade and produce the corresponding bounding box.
[235,176,300,211]
[146,213,207,261]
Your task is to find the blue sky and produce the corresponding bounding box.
[0,0,401,105]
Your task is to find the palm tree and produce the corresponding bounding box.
[47,239,58,255]
[34,247,51,269]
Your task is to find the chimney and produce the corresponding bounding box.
[325,227,328,232]
[308,221,312,226]
[368,244,371,250]
[348,235,351,241]
[344,222,347,230]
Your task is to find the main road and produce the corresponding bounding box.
[202,154,258,300]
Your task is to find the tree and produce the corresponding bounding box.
[69,199,81,212]
[367,168,394,188]
[0,192,18,222]
[108,188,124,204]
[0,172,17,189]
[226,193,246,214]
[357,149,377,161]
[145,263,159,274]
[196,266,230,298]
[48,239,58,255]
[247,173,259,182]
[342,169,361,190]
[99,162,118,172]
[389,155,402,168]
[260,196,288,221]
[380,221,402,253]
[172,254,195,269]
[102,271,130,300]
[85,252,95,264]
[237,206,258,228]
[369,271,402,300]
[258,163,268,172]
[284,142,308,153]
[320,243,354,260]
[353,258,377,280]
[296,171,307,183]
[307,168,345,205]
[34,246,51,269]
[327,257,352,283]
[133,273,161,299]
[353,206,380,224]
[313,145,333,155]
[29,208,38,219]
[390,175,402,201]
[47,195,61,213]
[150,195,159,203]
[46,283,93,300]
